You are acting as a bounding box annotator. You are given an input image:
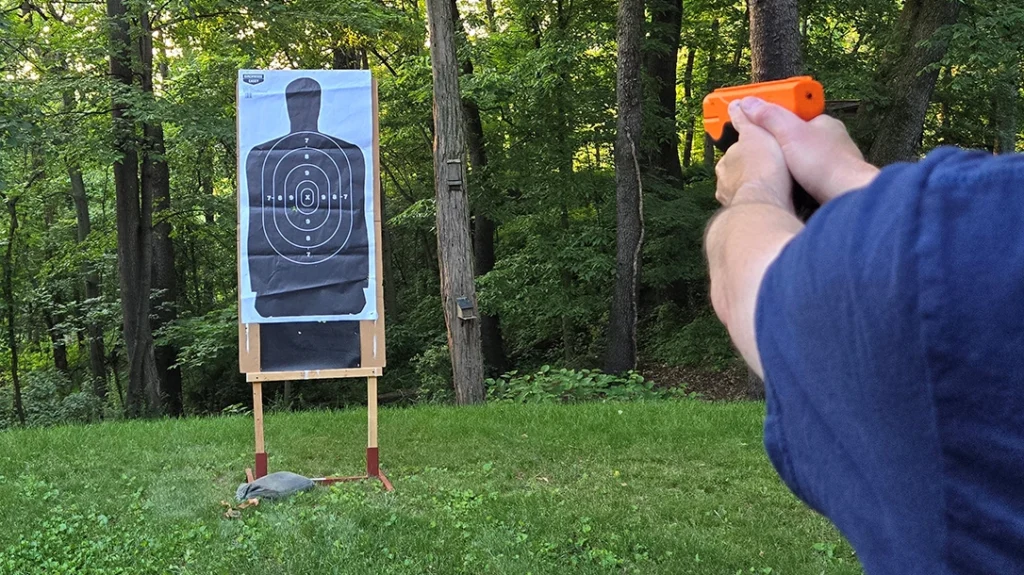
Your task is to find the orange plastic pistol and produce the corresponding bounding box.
[703,76,825,151]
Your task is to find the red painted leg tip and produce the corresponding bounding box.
[255,452,268,478]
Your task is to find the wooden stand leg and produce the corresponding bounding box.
[367,376,379,477]
[253,382,268,478]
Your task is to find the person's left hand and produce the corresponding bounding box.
[714,99,794,212]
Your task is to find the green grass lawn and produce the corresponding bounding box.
[0,401,861,574]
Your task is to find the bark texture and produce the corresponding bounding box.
[453,0,508,376]
[108,0,159,417]
[644,0,683,181]
[606,0,645,374]
[426,0,486,404]
[141,12,182,416]
[862,0,960,165]
[748,0,802,82]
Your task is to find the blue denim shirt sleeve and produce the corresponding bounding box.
[755,147,1024,574]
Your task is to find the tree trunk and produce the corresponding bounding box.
[108,0,159,417]
[644,0,683,181]
[69,165,108,397]
[746,0,803,401]
[41,206,69,375]
[3,196,24,425]
[643,0,684,180]
[606,0,645,374]
[749,0,802,82]
[333,46,365,70]
[682,47,696,168]
[703,20,721,170]
[861,0,960,166]
[993,59,1019,154]
[426,0,486,404]
[452,0,508,376]
[141,11,181,415]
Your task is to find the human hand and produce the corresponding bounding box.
[714,100,793,212]
[735,97,879,204]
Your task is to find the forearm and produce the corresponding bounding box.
[706,195,803,377]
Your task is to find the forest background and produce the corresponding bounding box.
[0,0,1019,424]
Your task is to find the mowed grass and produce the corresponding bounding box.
[0,401,861,574]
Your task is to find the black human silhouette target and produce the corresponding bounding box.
[245,77,370,318]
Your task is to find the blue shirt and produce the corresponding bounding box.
[756,147,1024,574]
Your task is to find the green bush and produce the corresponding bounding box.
[0,386,14,430]
[58,392,104,424]
[0,370,105,431]
[22,370,64,428]
[412,343,454,403]
[486,366,678,403]
[648,311,737,371]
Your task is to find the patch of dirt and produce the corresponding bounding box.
[640,362,756,401]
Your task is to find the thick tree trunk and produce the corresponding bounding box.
[108,0,159,417]
[606,0,645,374]
[993,60,1019,154]
[452,0,508,376]
[426,0,486,404]
[644,0,683,181]
[703,20,721,170]
[749,0,802,82]
[141,12,180,415]
[682,47,696,168]
[69,165,107,397]
[745,0,803,401]
[3,196,23,425]
[861,0,960,165]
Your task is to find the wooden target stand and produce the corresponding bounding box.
[236,76,392,491]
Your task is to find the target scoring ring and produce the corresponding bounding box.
[258,133,359,265]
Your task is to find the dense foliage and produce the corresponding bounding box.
[0,0,1020,421]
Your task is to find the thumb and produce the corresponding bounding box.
[727,99,755,135]
[738,97,804,145]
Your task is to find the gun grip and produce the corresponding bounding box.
[711,122,740,152]
[712,122,819,220]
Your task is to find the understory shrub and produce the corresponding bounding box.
[648,312,737,370]
[0,369,104,431]
[486,366,679,403]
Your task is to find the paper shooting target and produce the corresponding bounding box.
[239,73,376,323]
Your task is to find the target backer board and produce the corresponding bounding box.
[237,70,385,380]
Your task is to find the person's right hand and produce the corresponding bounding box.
[735,97,880,205]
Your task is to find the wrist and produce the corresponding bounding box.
[824,160,879,201]
[731,182,794,213]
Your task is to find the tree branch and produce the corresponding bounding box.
[152,9,243,31]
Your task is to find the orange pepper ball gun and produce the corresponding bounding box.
[703,76,826,218]
[703,76,825,152]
